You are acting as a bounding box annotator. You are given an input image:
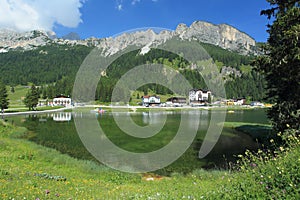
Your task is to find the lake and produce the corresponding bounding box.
[7,108,270,174]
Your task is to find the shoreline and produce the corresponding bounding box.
[0,105,268,116]
[0,107,71,117]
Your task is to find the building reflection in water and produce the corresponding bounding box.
[52,112,72,122]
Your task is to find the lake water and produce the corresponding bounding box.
[7,108,269,174]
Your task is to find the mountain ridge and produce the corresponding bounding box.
[0,21,258,55]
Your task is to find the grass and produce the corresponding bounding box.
[35,106,64,111]
[0,120,299,199]
[0,120,226,199]
[222,129,300,199]
[224,122,274,143]
[4,106,64,113]
[7,85,29,108]
[239,64,252,74]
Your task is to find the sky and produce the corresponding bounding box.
[0,0,272,42]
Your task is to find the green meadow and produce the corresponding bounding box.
[0,120,299,199]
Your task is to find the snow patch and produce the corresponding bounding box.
[140,44,151,55]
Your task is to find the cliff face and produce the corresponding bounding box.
[0,21,258,55]
[0,29,54,53]
[175,21,256,54]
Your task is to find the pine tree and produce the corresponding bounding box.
[10,86,15,93]
[0,82,9,114]
[255,0,300,132]
[23,85,39,111]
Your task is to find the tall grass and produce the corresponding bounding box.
[0,120,299,199]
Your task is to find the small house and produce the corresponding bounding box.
[251,101,264,107]
[166,97,186,107]
[234,98,246,106]
[142,95,160,107]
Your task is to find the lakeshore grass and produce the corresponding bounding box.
[0,120,299,199]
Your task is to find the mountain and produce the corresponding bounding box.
[62,32,81,40]
[175,21,256,54]
[0,21,266,101]
[0,29,55,53]
[0,21,258,55]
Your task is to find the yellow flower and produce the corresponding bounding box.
[277,132,282,136]
[279,146,284,151]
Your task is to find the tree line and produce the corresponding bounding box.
[0,41,267,104]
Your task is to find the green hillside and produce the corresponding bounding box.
[0,42,265,101]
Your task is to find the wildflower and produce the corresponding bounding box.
[55,193,60,197]
[250,163,257,167]
[277,132,282,136]
[45,190,50,195]
[279,146,284,151]
[270,139,274,143]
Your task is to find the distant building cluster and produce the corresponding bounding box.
[142,89,213,107]
[141,88,266,108]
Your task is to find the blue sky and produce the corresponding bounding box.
[0,0,272,42]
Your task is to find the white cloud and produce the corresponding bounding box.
[0,0,84,32]
[131,0,140,5]
[116,0,158,10]
[115,0,123,11]
[117,4,123,11]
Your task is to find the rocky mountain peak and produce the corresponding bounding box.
[0,29,53,52]
[0,21,258,55]
[175,21,256,54]
[175,23,188,35]
[62,32,80,40]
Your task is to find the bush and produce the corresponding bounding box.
[224,129,300,199]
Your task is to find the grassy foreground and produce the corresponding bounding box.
[0,121,299,199]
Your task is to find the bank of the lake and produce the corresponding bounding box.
[0,106,67,116]
[5,109,270,174]
[1,120,299,199]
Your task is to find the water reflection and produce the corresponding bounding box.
[142,111,168,125]
[52,112,72,122]
[6,109,269,174]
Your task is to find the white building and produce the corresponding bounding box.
[52,96,72,107]
[142,95,160,107]
[234,98,246,106]
[189,89,212,104]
